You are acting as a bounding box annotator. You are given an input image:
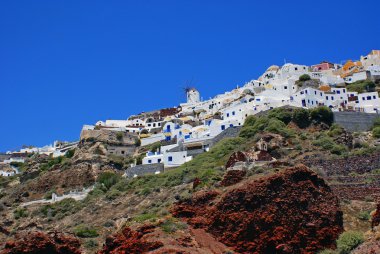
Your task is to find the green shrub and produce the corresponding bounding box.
[133,213,157,223]
[267,108,292,124]
[336,231,364,254]
[373,117,380,129]
[160,218,187,233]
[347,79,376,93]
[311,106,334,126]
[39,198,82,219]
[328,124,344,137]
[292,108,311,128]
[299,74,311,82]
[373,127,380,138]
[239,116,270,139]
[106,189,121,200]
[357,210,371,221]
[313,136,336,150]
[65,149,75,158]
[331,145,348,155]
[14,208,28,219]
[116,132,124,141]
[97,171,120,190]
[243,116,257,127]
[74,225,99,238]
[44,189,56,199]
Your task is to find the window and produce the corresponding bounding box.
[284,86,287,89]
[121,151,125,154]
[374,95,377,99]
[326,96,328,100]
[362,97,365,100]
[295,67,298,70]
[168,156,173,162]
[221,125,225,130]
[148,160,152,164]
[227,113,230,117]
[158,159,161,163]
[337,90,340,94]
[232,111,235,116]
[367,96,372,100]
[314,91,317,95]
[230,124,233,127]
[305,90,308,94]
[343,89,346,93]
[331,96,334,100]
[320,92,322,96]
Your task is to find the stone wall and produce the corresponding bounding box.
[333,112,380,132]
[125,163,164,178]
[302,152,380,176]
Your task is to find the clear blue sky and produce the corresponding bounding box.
[1,0,379,152]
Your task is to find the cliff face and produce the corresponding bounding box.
[171,165,344,254]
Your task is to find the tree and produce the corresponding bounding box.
[292,108,310,128]
[299,74,311,82]
[310,106,334,126]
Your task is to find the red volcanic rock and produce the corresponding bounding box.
[225,151,248,169]
[372,203,380,229]
[171,165,343,254]
[220,170,246,186]
[1,231,81,254]
[98,225,163,254]
[192,177,201,189]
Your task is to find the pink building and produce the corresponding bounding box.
[311,61,335,72]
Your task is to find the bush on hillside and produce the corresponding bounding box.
[116,132,124,141]
[310,106,334,126]
[264,118,294,138]
[373,117,380,129]
[347,80,376,93]
[336,231,364,254]
[239,116,269,139]
[267,108,293,124]
[328,124,344,137]
[243,115,257,127]
[313,136,336,150]
[65,149,75,158]
[299,74,311,82]
[292,108,311,128]
[97,171,120,190]
[74,225,99,238]
[373,127,380,138]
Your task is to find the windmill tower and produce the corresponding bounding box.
[186,87,200,104]
[183,79,200,104]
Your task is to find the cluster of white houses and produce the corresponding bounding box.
[3,51,380,177]
[0,141,78,177]
[79,50,380,174]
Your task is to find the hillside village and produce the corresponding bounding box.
[3,50,380,178]
[2,51,380,253]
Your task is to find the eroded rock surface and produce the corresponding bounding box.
[171,165,343,254]
[1,231,81,254]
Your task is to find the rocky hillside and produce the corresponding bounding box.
[1,107,380,253]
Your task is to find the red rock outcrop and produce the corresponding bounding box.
[372,203,380,229]
[171,165,343,254]
[98,225,163,254]
[1,231,81,254]
[220,169,246,186]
